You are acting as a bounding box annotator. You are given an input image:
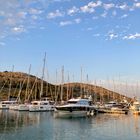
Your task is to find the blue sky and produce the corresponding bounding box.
[0,0,140,88]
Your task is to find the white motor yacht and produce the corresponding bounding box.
[55,98,93,117]
[0,101,17,109]
[29,100,55,112]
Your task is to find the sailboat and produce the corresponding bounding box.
[29,53,54,112]
[0,66,18,109]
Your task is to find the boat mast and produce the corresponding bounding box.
[60,66,64,102]
[66,72,69,101]
[25,64,31,102]
[55,69,58,103]
[40,52,46,100]
[8,65,14,101]
[80,66,83,98]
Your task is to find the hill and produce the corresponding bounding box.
[0,71,131,102]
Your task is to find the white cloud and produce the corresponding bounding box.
[67,6,79,15]
[0,0,51,39]
[109,33,118,40]
[47,10,64,19]
[60,18,81,26]
[107,30,118,40]
[60,20,72,26]
[101,11,107,18]
[134,2,140,8]
[11,26,26,34]
[80,5,95,13]
[120,14,128,19]
[74,18,81,24]
[88,1,102,8]
[103,3,115,10]
[80,1,102,13]
[123,33,140,40]
[117,3,129,10]
[29,8,43,15]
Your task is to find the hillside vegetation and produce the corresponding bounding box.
[0,71,131,102]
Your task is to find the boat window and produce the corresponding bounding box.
[32,103,38,105]
[67,101,77,104]
[41,103,48,105]
[77,100,89,105]
[1,102,17,104]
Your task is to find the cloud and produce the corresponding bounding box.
[0,0,49,39]
[67,6,79,15]
[123,33,140,40]
[101,11,107,18]
[134,2,140,8]
[80,5,95,13]
[29,8,43,15]
[47,10,64,19]
[93,33,100,37]
[88,1,102,8]
[74,18,81,24]
[80,1,102,13]
[120,14,128,19]
[116,3,129,10]
[103,3,115,10]
[60,20,72,26]
[106,30,118,40]
[11,26,26,34]
[109,33,118,40]
[60,18,81,26]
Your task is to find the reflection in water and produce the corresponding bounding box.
[0,110,40,133]
[0,111,140,140]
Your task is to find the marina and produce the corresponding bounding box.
[0,0,140,139]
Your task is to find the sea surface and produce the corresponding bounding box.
[0,110,140,140]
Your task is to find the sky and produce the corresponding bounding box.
[0,0,140,96]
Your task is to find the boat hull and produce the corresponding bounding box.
[54,110,88,118]
[18,104,29,111]
[133,111,140,115]
[0,104,9,109]
[98,108,128,114]
[29,105,54,112]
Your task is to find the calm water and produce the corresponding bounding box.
[0,110,140,140]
